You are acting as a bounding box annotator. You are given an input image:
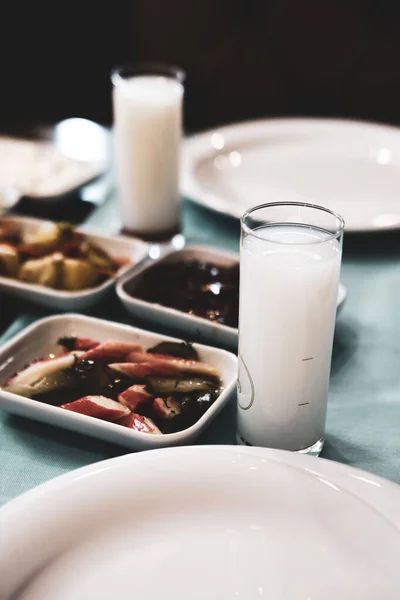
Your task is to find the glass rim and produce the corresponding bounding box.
[111,61,186,86]
[241,201,345,245]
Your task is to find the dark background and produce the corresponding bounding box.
[1,0,400,132]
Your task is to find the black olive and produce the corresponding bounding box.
[57,336,77,351]
[147,341,199,361]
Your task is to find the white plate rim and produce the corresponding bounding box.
[181,116,400,232]
[2,444,399,514]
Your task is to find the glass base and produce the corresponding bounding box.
[148,233,186,260]
[236,434,325,457]
[297,436,324,457]
[121,222,181,243]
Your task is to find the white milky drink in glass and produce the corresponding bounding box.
[237,203,344,454]
[112,64,184,241]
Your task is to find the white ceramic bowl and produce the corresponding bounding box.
[0,216,149,310]
[117,244,347,349]
[0,313,237,450]
[117,245,240,348]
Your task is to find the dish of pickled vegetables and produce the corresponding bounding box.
[2,337,222,434]
[0,219,127,290]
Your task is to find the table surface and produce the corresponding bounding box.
[1,192,400,507]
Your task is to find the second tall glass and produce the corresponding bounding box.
[111,63,185,242]
[237,202,344,455]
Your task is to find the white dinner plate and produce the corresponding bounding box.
[0,314,237,450]
[117,244,347,349]
[1,445,400,599]
[0,119,110,211]
[181,118,400,232]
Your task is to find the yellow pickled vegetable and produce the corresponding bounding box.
[18,253,63,287]
[83,241,113,271]
[22,222,62,254]
[0,243,19,277]
[61,258,98,290]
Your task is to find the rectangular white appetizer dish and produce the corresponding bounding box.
[0,313,237,450]
[117,245,240,348]
[117,245,347,349]
[0,216,149,310]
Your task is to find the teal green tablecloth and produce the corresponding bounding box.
[1,196,400,505]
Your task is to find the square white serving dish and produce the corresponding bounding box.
[0,313,237,450]
[0,216,149,310]
[117,245,240,348]
[116,245,347,349]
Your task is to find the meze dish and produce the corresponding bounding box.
[0,219,128,291]
[125,255,239,327]
[2,337,222,434]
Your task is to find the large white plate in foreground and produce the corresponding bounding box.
[1,446,400,599]
[181,118,400,232]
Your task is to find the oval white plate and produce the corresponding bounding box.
[0,120,109,207]
[181,118,400,232]
[117,244,347,349]
[1,445,400,599]
[0,216,149,310]
[0,314,237,450]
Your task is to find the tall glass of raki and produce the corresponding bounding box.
[237,202,344,455]
[111,63,185,243]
